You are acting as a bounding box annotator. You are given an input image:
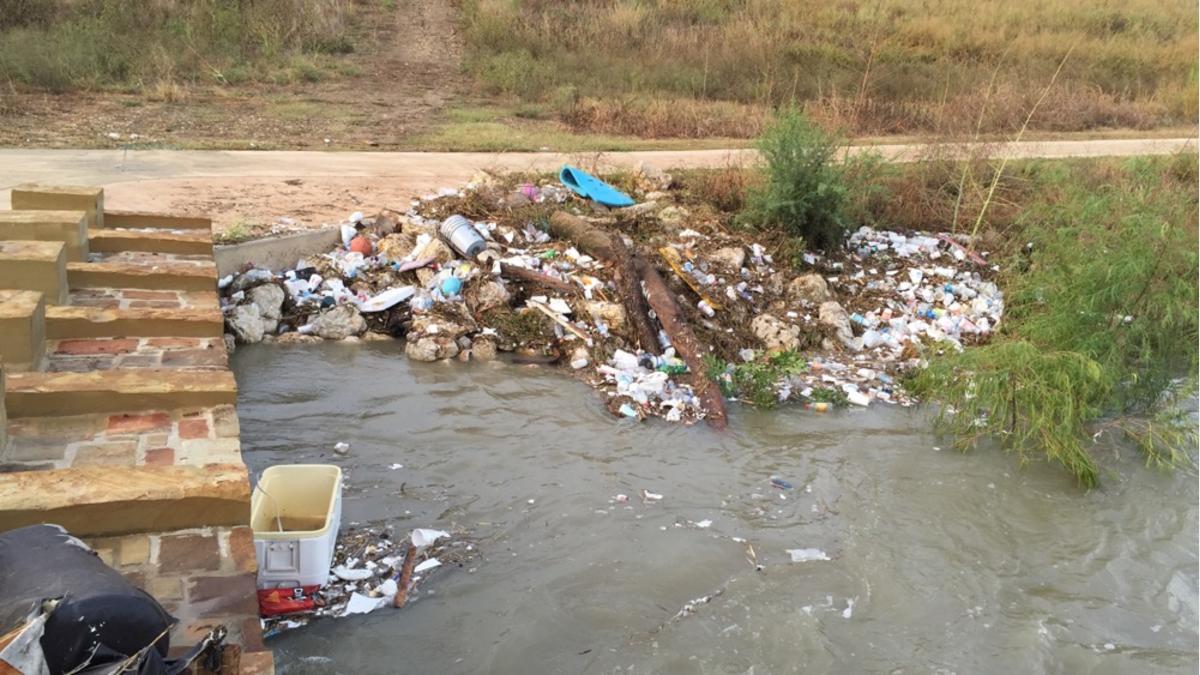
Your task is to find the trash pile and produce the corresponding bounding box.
[260,525,474,637]
[220,162,1003,424]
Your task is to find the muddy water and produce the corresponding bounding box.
[232,342,1198,674]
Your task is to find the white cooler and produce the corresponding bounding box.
[250,464,342,589]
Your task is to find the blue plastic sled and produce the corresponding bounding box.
[558,165,636,208]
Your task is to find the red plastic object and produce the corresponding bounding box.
[349,235,374,256]
[257,585,320,617]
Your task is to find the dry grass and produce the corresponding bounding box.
[0,0,355,92]
[462,0,1198,137]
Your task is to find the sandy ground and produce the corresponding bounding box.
[0,137,1193,237]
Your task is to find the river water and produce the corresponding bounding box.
[232,342,1198,674]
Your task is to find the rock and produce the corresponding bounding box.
[312,304,367,340]
[472,338,498,361]
[412,238,453,264]
[657,205,690,229]
[276,331,322,345]
[405,336,460,362]
[644,191,670,202]
[635,161,673,191]
[818,301,856,349]
[584,301,627,331]
[624,201,662,217]
[410,313,473,340]
[788,274,831,303]
[709,247,746,270]
[376,233,416,261]
[361,331,394,342]
[468,280,511,313]
[750,314,802,352]
[766,271,788,296]
[223,333,236,353]
[248,283,285,323]
[227,304,265,344]
[415,268,437,287]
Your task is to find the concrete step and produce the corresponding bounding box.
[0,240,68,304]
[105,209,212,231]
[67,260,217,292]
[45,305,224,339]
[10,184,104,228]
[0,290,46,372]
[5,369,237,417]
[0,463,250,536]
[89,228,214,256]
[0,210,89,261]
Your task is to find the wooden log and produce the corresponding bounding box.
[499,262,580,295]
[635,257,729,430]
[548,212,616,260]
[609,233,663,355]
[547,211,660,354]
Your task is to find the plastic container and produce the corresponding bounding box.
[439,215,486,258]
[251,464,343,589]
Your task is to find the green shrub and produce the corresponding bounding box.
[912,157,1199,486]
[738,108,851,251]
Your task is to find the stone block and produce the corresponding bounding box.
[117,534,151,566]
[104,209,211,231]
[186,573,260,616]
[11,184,104,228]
[159,532,221,573]
[66,260,217,292]
[88,228,213,256]
[0,210,89,261]
[0,240,67,305]
[0,463,251,536]
[44,306,224,339]
[5,369,238,417]
[73,440,137,466]
[0,290,46,372]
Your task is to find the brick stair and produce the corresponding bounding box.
[0,184,269,674]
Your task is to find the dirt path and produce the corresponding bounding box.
[0,1,465,151]
[0,137,1193,237]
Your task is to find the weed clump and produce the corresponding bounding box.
[912,157,1199,486]
[737,109,853,251]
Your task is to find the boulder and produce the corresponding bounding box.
[709,246,746,270]
[788,274,831,304]
[409,312,473,341]
[412,237,453,264]
[227,304,266,344]
[471,338,498,361]
[223,333,236,353]
[584,301,627,331]
[312,304,367,340]
[405,336,460,362]
[750,314,802,352]
[818,301,855,349]
[376,233,416,261]
[248,283,285,323]
[468,280,511,313]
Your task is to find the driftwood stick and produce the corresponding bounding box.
[392,543,418,608]
[499,262,581,295]
[635,257,729,430]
